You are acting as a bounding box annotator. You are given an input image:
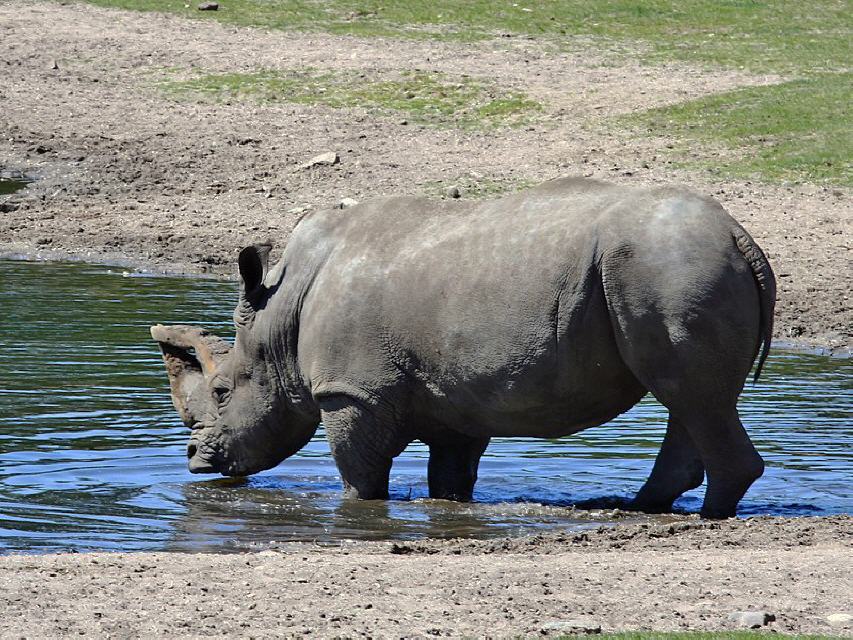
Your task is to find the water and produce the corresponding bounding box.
[0,259,849,554]
[0,171,33,195]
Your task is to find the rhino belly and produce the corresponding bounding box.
[402,284,647,440]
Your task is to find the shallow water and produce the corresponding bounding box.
[0,259,850,554]
[0,172,33,195]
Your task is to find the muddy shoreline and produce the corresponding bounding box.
[1,516,851,637]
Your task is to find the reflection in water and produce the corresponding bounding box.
[0,258,850,553]
[168,475,611,553]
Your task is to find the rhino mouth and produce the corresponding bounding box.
[186,432,252,477]
[186,442,215,474]
[186,437,220,474]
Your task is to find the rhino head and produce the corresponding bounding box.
[151,244,318,477]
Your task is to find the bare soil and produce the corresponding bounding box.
[0,516,850,638]
[0,2,850,352]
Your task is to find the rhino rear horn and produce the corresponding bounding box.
[150,324,231,378]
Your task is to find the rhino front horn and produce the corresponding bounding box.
[150,324,231,427]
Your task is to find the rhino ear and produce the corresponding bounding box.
[238,244,272,306]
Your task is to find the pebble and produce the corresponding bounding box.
[197,2,218,10]
[727,611,775,628]
[827,613,853,627]
[540,618,601,634]
[338,198,359,209]
[446,185,461,199]
[300,151,339,170]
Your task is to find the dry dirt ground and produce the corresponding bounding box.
[0,1,850,351]
[0,517,851,638]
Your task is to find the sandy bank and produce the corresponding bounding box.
[0,516,851,637]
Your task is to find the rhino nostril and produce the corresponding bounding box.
[187,443,198,459]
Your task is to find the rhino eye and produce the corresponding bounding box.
[212,385,232,407]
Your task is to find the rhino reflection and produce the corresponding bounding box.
[165,479,330,552]
[164,478,614,550]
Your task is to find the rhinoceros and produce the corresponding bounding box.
[151,177,775,518]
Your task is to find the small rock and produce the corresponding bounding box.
[286,205,311,215]
[338,197,359,209]
[50,59,59,70]
[197,2,218,10]
[446,186,461,199]
[301,151,339,170]
[827,613,853,627]
[727,611,775,629]
[541,618,601,634]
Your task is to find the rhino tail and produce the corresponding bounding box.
[732,227,776,382]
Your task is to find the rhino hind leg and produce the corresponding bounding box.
[630,416,705,513]
[613,334,764,518]
[626,369,763,518]
[672,409,763,519]
[619,354,764,518]
[425,435,490,502]
[603,250,765,518]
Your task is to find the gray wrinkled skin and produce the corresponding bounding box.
[152,177,775,518]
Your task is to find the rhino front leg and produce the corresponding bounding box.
[631,415,705,513]
[426,435,490,501]
[320,395,408,500]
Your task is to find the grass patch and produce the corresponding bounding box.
[160,69,541,128]
[623,73,852,186]
[81,0,850,74]
[566,634,838,640]
[84,0,851,186]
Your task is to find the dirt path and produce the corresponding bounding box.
[0,516,850,637]
[1,1,849,351]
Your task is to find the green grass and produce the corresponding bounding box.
[80,0,851,74]
[623,73,852,185]
[160,69,541,128]
[562,634,839,640]
[82,0,852,186]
